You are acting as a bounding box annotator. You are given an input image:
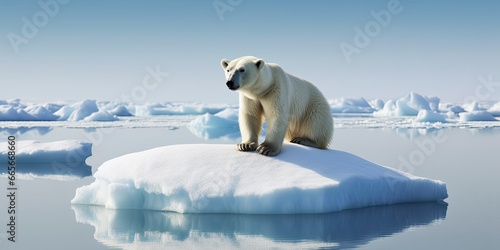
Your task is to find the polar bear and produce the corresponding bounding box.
[221,56,333,156]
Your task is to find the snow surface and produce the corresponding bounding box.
[0,140,92,180]
[72,143,447,214]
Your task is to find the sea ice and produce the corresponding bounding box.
[414,110,447,123]
[488,102,500,116]
[108,105,133,116]
[0,140,92,180]
[329,97,374,113]
[0,140,92,163]
[459,111,498,121]
[83,110,118,122]
[374,92,434,117]
[72,143,447,214]
[67,100,100,121]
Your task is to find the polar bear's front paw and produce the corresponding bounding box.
[257,144,281,156]
[237,142,257,151]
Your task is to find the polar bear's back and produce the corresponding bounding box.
[267,64,333,148]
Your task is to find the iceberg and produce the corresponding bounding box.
[72,143,447,214]
[487,102,500,116]
[374,92,434,117]
[414,110,447,123]
[67,99,100,121]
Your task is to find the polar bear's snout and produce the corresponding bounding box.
[226,80,238,90]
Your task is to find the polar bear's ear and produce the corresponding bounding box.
[255,59,264,70]
[221,59,230,70]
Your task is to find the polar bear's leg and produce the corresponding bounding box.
[237,96,262,152]
[257,103,288,156]
[288,104,333,149]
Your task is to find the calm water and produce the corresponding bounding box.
[0,125,499,249]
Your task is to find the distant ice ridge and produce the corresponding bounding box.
[0,140,92,180]
[0,99,235,121]
[71,143,447,214]
[0,93,498,123]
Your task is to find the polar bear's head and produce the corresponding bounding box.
[221,56,265,91]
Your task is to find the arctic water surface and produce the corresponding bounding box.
[0,125,499,249]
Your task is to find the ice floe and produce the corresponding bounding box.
[72,143,447,214]
[0,140,92,180]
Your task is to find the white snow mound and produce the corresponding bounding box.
[72,143,447,214]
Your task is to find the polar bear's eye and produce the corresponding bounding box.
[239,68,245,73]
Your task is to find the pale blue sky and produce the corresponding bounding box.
[1,0,499,104]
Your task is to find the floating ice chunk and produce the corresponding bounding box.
[108,105,133,116]
[487,102,500,116]
[188,108,239,128]
[24,105,60,121]
[463,101,484,112]
[425,96,440,112]
[72,144,447,214]
[54,105,74,120]
[446,111,459,119]
[187,109,240,139]
[442,104,466,114]
[369,99,385,111]
[188,113,237,128]
[0,140,92,163]
[459,111,498,121]
[374,92,432,117]
[414,110,447,123]
[68,100,99,121]
[135,102,232,116]
[213,108,239,121]
[83,110,118,122]
[0,106,31,121]
[41,103,65,113]
[330,98,374,113]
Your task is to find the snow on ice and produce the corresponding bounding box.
[71,143,447,214]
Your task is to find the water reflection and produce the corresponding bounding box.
[0,126,52,137]
[73,202,447,249]
[0,162,91,180]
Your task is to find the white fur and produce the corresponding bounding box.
[221,56,333,156]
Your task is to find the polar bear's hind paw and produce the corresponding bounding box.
[291,138,318,148]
